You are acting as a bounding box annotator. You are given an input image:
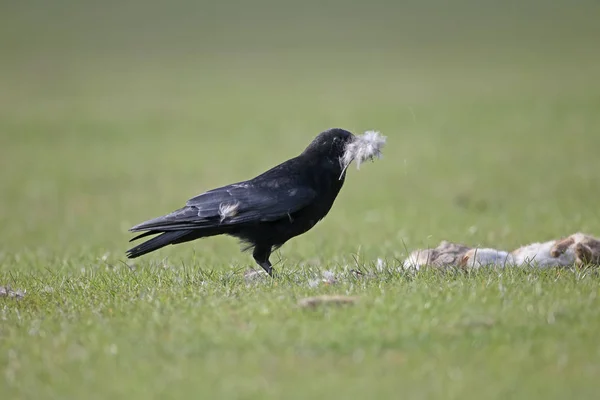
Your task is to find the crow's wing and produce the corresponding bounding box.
[129,182,317,232]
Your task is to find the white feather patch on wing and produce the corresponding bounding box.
[340,130,387,178]
[219,202,240,222]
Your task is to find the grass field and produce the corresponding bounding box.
[2,1,600,398]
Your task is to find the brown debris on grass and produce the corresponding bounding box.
[297,295,359,309]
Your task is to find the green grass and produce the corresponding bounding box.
[3,267,600,399]
[2,1,600,398]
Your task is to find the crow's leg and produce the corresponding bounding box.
[253,245,274,276]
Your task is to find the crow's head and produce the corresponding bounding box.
[303,128,386,180]
[302,128,356,160]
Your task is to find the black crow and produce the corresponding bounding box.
[126,128,385,276]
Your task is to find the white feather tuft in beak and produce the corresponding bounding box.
[339,130,386,179]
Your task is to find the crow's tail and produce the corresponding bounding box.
[126,230,195,259]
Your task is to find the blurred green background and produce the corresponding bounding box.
[2,0,599,265]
